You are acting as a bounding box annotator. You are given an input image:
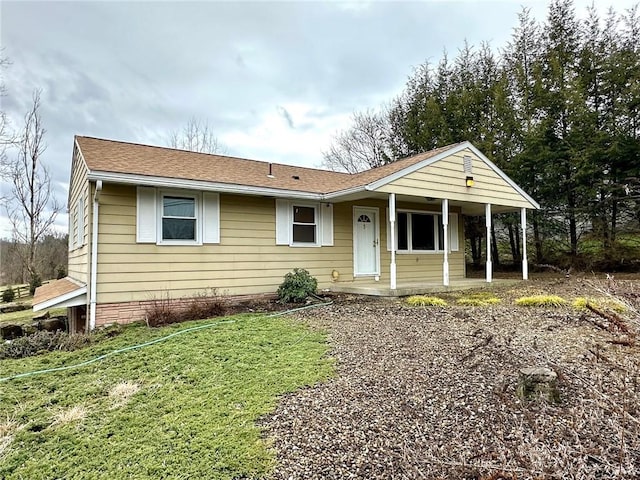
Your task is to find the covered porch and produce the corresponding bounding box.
[325,143,539,293]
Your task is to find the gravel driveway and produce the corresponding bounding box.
[264,280,640,479]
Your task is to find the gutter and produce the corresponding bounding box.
[87,171,323,201]
[89,180,103,331]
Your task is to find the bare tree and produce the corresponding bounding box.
[0,49,15,201]
[3,90,61,282]
[168,117,227,154]
[322,108,393,173]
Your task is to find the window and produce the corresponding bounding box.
[136,187,219,245]
[292,205,317,244]
[396,211,445,252]
[275,199,333,247]
[162,195,197,241]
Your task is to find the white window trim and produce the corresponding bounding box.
[396,209,444,254]
[290,203,320,247]
[157,189,203,246]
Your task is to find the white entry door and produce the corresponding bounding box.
[353,207,379,276]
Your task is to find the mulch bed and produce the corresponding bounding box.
[263,277,640,479]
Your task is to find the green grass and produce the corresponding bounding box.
[0,307,66,327]
[406,296,447,307]
[515,295,567,307]
[0,314,333,479]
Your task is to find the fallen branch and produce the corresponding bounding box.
[585,303,634,336]
[608,337,636,347]
[460,334,494,362]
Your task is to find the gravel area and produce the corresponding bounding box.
[264,276,640,479]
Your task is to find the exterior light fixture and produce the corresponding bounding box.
[466,176,474,188]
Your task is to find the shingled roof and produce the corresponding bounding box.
[75,136,462,195]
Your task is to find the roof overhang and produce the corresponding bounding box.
[32,278,87,312]
[87,170,324,201]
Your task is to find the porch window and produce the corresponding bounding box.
[292,205,317,244]
[397,211,445,252]
[162,195,197,241]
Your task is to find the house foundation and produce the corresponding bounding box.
[93,293,277,327]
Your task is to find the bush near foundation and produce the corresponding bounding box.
[277,268,318,303]
[144,291,226,327]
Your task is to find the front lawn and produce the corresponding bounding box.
[0,314,333,479]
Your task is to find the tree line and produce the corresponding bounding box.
[323,0,640,269]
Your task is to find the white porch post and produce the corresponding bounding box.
[389,193,397,290]
[521,207,528,280]
[442,199,449,286]
[485,203,492,283]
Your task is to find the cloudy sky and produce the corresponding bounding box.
[1,0,635,236]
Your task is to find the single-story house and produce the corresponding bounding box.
[33,136,539,331]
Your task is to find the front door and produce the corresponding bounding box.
[353,207,379,276]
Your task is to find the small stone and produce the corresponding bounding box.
[517,366,559,403]
[0,323,24,340]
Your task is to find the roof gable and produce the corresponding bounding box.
[370,142,539,209]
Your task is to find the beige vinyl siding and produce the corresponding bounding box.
[375,148,534,209]
[95,185,465,303]
[67,149,90,284]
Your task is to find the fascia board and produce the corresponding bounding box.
[33,286,88,312]
[87,171,323,201]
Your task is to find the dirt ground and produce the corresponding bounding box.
[264,273,640,479]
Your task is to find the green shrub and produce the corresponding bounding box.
[406,295,447,307]
[515,295,567,307]
[277,268,318,303]
[29,274,42,296]
[2,285,16,303]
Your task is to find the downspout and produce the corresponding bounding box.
[89,180,103,331]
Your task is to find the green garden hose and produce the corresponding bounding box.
[0,301,331,383]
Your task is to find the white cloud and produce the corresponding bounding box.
[2,0,637,212]
[223,102,353,167]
